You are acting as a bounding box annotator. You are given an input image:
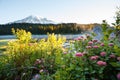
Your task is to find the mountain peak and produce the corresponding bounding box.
[27,15,41,19]
[13,15,55,24]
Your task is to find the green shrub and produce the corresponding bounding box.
[0,29,66,80]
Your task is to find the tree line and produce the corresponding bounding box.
[0,23,99,35]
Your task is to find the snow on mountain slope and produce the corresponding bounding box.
[13,15,56,24]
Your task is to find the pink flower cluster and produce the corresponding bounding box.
[108,43,114,46]
[117,73,120,80]
[97,61,107,66]
[86,46,92,49]
[93,45,99,49]
[100,43,104,46]
[117,57,120,61]
[92,39,98,43]
[100,52,106,56]
[90,55,99,60]
[87,40,101,49]
[109,54,116,58]
[74,36,84,41]
[75,52,84,57]
[74,38,80,41]
[88,41,93,45]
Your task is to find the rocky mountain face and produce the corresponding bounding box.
[92,25,103,40]
[92,25,115,40]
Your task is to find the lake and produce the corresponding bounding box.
[0,34,86,40]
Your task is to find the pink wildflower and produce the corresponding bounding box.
[108,43,114,46]
[75,52,84,57]
[80,36,84,38]
[77,37,82,40]
[109,54,116,58]
[34,74,41,79]
[93,45,99,49]
[90,56,99,60]
[100,52,106,56]
[117,57,120,61]
[100,43,104,46]
[74,38,79,41]
[86,46,92,49]
[93,39,98,43]
[88,41,93,45]
[95,55,99,59]
[97,61,107,66]
[63,52,67,54]
[117,73,120,80]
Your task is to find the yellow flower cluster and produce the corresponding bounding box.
[5,30,66,65]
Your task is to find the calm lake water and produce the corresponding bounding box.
[0,34,85,40]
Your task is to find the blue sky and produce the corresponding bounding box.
[0,0,119,24]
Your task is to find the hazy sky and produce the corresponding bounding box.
[0,0,120,24]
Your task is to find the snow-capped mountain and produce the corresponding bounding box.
[13,15,56,24]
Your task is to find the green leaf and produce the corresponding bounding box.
[75,67,81,71]
[107,29,113,35]
[76,74,80,78]
[110,62,120,67]
[91,70,96,74]
[114,45,120,56]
